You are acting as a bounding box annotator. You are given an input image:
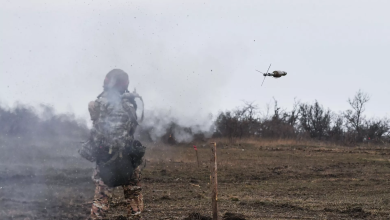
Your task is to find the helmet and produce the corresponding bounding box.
[103,69,129,92]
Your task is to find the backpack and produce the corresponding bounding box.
[97,139,145,187]
[79,91,145,187]
[78,138,145,187]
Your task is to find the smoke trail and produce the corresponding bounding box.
[135,108,214,143]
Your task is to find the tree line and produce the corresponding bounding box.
[1,90,388,145]
[213,90,390,145]
[0,104,88,140]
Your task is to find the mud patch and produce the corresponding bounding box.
[184,212,212,220]
[223,212,246,220]
[240,200,304,211]
[324,206,371,218]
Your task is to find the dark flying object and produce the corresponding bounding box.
[256,64,287,86]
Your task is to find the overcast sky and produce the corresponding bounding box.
[1,0,390,122]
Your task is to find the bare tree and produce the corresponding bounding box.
[242,101,259,136]
[329,113,344,142]
[260,98,296,139]
[286,98,300,127]
[214,111,237,139]
[364,118,390,141]
[344,90,370,141]
[298,100,331,140]
[213,92,390,145]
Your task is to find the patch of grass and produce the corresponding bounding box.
[3,138,390,219]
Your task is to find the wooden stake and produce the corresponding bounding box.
[210,142,218,220]
[196,150,200,167]
[194,145,200,167]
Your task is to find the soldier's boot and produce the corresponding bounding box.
[123,185,143,220]
[90,178,113,220]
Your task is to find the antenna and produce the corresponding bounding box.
[261,63,271,86]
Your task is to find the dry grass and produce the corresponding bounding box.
[141,139,390,219]
[2,138,390,219]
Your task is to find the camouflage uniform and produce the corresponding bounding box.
[90,91,138,151]
[91,167,143,220]
[88,90,143,220]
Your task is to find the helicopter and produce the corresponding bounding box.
[256,64,287,86]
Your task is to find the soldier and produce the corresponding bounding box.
[83,69,145,220]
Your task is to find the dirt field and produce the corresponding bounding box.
[1,137,390,219]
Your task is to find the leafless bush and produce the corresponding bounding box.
[298,100,331,140]
[213,90,390,146]
[363,118,390,142]
[214,100,296,140]
[344,90,370,142]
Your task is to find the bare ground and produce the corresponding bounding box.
[1,137,390,219]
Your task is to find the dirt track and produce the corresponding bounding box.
[1,138,390,219]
